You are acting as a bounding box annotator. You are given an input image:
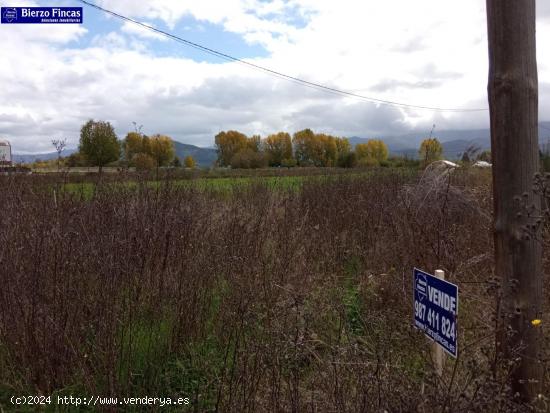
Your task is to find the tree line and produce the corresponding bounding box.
[56,119,489,170]
[215,129,446,168]
[67,120,195,170]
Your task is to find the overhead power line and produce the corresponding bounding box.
[78,0,489,113]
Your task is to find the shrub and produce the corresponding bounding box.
[281,157,297,168]
[230,149,268,169]
[337,152,357,168]
[172,156,182,167]
[357,156,379,168]
[132,153,155,171]
[65,152,88,167]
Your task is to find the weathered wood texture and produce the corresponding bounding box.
[486,0,542,402]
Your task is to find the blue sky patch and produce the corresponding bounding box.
[59,1,272,62]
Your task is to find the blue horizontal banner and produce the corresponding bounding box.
[1,7,82,24]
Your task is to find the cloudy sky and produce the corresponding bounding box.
[1,0,550,153]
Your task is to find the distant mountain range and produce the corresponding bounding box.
[13,149,77,164]
[173,141,217,166]
[350,121,550,160]
[12,122,550,164]
[349,134,492,160]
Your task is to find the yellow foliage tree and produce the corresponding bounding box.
[335,138,351,159]
[335,138,355,167]
[292,130,346,167]
[149,134,175,167]
[366,139,388,162]
[355,140,388,164]
[292,129,316,166]
[248,134,262,152]
[123,132,144,165]
[316,134,337,167]
[419,138,443,164]
[215,130,249,166]
[264,132,292,166]
[141,135,152,156]
[355,143,370,160]
[184,155,196,168]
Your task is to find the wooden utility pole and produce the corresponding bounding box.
[486,0,543,402]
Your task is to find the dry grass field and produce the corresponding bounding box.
[0,168,548,412]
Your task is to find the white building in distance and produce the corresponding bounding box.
[0,139,12,164]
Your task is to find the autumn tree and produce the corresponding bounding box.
[123,132,145,165]
[141,135,152,156]
[184,155,196,168]
[292,129,316,166]
[418,138,443,164]
[79,119,120,173]
[355,143,370,160]
[215,130,249,166]
[355,139,389,166]
[316,134,337,166]
[292,130,344,167]
[149,134,175,167]
[366,139,389,162]
[248,134,262,152]
[264,132,292,166]
[355,143,376,167]
[335,138,353,167]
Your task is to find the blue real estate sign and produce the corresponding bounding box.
[413,268,458,357]
[1,7,82,24]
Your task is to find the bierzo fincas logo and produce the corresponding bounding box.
[2,7,17,22]
[0,6,82,24]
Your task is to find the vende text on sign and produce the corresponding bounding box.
[413,268,458,357]
[1,7,83,24]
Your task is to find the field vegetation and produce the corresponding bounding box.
[1,168,549,411]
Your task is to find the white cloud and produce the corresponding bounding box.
[95,0,303,48]
[1,0,549,153]
[0,19,87,44]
